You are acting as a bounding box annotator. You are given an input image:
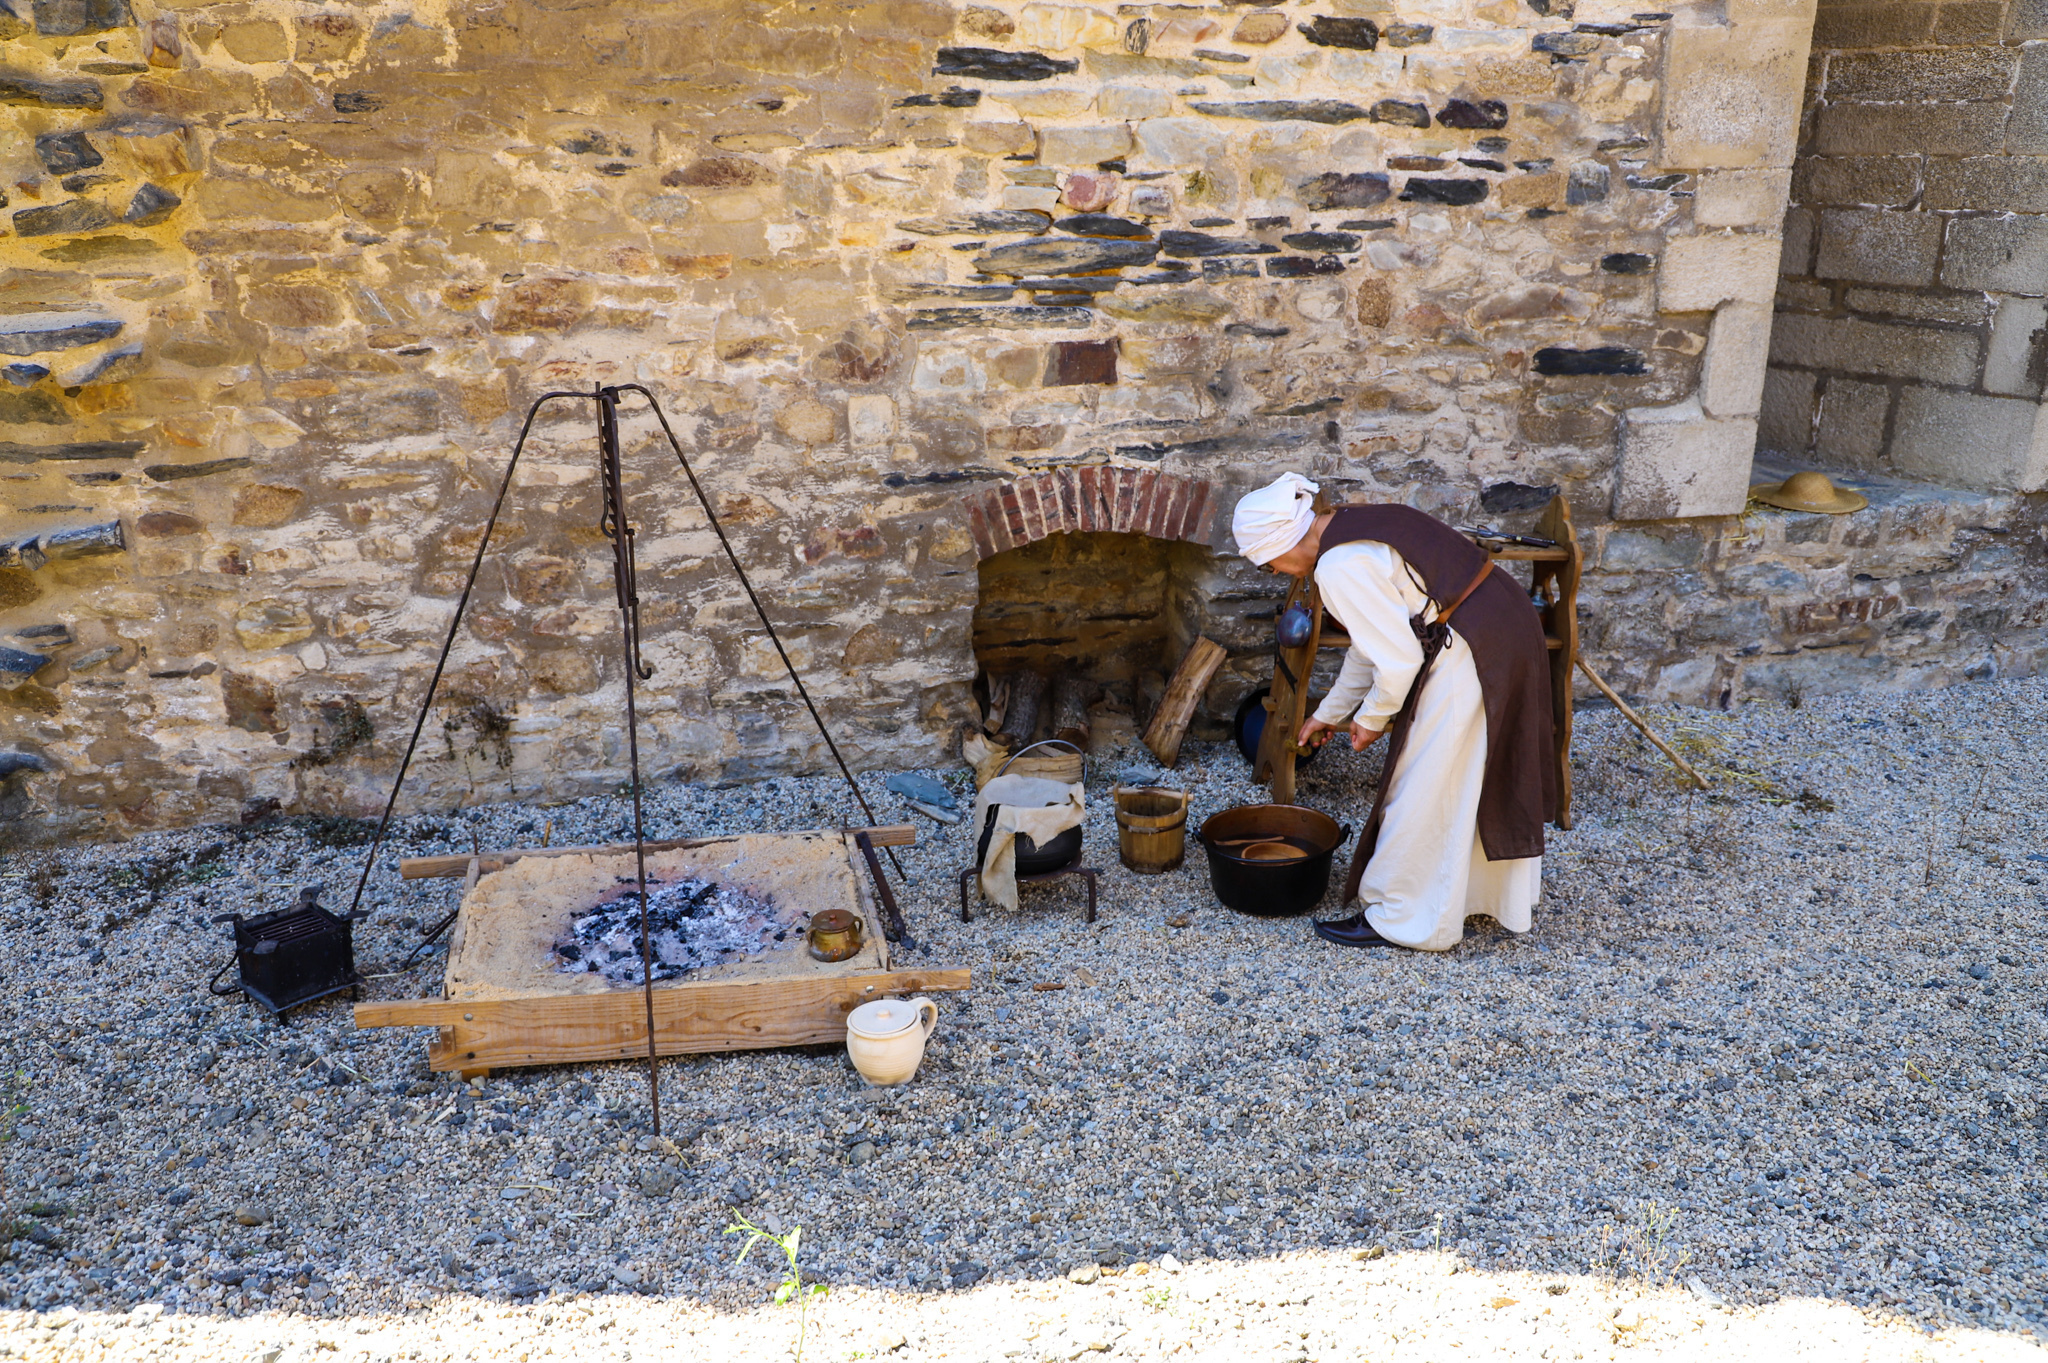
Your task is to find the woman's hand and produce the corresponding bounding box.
[1349,721,1385,752]
[1297,717,1336,751]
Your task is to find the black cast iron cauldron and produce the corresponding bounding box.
[977,805,1084,876]
[1196,804,1351,917]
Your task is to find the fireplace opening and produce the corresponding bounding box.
[971,530,1256,753]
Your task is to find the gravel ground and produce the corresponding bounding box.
[2,677,2044,1359]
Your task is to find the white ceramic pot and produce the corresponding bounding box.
[846,996,939,1087]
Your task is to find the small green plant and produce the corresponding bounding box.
[726,1210,827,1362]
[1594,1203,1692,1288]
[1142,1284,1174,1311]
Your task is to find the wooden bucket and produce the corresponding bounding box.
[1114,785,1190,874]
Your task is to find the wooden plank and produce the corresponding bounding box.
[1481,546,1570,561]
[397,825,916,880]
[354,968,972,1071]
[1143,635,1228,768]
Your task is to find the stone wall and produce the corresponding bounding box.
[24,0,2027,847]
[1764,0,2048,490]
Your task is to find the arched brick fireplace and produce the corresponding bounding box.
[960,467,1219,561]
[961,466,1256,749]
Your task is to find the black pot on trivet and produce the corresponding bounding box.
[1196,804,1351,917]
[977,805,1084,876]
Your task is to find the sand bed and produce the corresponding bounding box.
[443,831,885,1002]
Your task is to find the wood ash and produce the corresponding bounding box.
[552,875,798,985]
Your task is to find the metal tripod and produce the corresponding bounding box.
[346,383,903,1136]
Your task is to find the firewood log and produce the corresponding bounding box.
[998,670,1047,745]
[1143,637,1228,767]
[1051,673,1097,749]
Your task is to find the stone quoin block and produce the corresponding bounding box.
[1700,174,1796,231]
[1890,387,2048,491]
[1815,208,1942,287]
[1658,233,1784,311]
[1612,399,1758,519]
[1701,302,1773,418]
[1660,19,1813,169]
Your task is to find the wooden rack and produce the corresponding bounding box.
[1254,494,1580,829]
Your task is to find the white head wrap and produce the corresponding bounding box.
[1231,473,1321,566]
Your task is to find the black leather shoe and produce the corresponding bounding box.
[1312,913,1406,949]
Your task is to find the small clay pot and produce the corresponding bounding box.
[846,996,939,1087]
[807,909,863,962]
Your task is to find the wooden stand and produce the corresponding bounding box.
[1256,494,1581,829]
[354,827,969,1077]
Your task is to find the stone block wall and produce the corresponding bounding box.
[1765,0,2048,490]
[25,0,2035,847]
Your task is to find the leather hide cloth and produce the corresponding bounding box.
[971,774,1086,910]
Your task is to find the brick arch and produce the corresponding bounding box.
[962,467,1218,561]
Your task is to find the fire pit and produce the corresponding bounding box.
[552,875,795,985]
[355,828,971,1076]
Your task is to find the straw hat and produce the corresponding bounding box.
[1750,470,1868,515]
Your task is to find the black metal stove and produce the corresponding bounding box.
[215,886,367,1016]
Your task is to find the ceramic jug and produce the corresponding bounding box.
[846,996,939,1086]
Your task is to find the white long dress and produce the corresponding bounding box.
[1311,541,1543,951]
